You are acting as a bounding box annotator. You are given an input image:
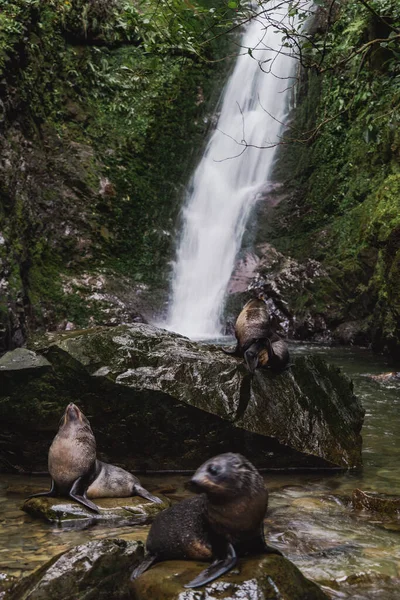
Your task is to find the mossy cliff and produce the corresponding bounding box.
[251,0,400,359]
[0,0,232,352]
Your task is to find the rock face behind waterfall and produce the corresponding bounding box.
[0,325,364,472]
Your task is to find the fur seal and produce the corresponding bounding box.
[28,403,162,512]
[223,298,290,373]
[131,452,281,588]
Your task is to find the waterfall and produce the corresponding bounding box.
[166,2,304,338]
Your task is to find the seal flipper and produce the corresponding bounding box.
[184,543,237,589]
[130,554,158,580]
[28,478,58,499]
[69,476,100,513]
[134,485,163,505]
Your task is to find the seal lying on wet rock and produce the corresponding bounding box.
[223,298,290,373]
[28,403,162,512]
[131,452,282,588]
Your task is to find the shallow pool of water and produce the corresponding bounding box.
[1,343,400,598]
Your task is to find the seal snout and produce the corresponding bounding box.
[65,402,81,422]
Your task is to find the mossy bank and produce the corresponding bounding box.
[0,0,234,351]
[249,0,400,360]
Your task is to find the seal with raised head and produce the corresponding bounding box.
[29,403,162,512]
[222,298,289,373]
[131,452,281,588]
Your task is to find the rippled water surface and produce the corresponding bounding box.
[1,344,400,597]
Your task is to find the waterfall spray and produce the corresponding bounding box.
[166,2,307,338]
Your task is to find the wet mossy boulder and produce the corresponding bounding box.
[1,324,364,472]
[130,554,329,600]
[352,489,400,516]
[9,538,144,600]
[22,495,169,529]
[9,542,328,600]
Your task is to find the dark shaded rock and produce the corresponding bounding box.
[9,538,144,600]
[352,489,400,515]
[22,495,169,529]
[238,354,363,469]
[0,323,364,472]
[130,554,329,599]
[332,321,370,346]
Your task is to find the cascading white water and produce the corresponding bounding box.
[166,2,305,338]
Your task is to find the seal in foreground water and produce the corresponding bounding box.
[223,298,289,373]
[131,452,281,588]
[28,403,162,512]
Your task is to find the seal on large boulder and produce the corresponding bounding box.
[131,452,281,588]
[223,298,289,372]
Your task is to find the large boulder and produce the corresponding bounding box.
[8,540,328,600]
[130,554,330,600]
[0,324,364,472]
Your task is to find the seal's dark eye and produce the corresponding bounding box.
[208,464,220,476]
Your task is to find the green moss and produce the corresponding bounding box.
[260,0,400,355]
[0,0,234,339]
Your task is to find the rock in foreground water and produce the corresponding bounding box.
[9,539,144,600]
[130,554,329,600]
[1,324,364,471]
[8,541,329,600]
[352,489,400,515]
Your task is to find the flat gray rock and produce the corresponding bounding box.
[22,495,169,529]
[0,348,51,373]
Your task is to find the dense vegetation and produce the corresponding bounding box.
[259,0,400,357]
[1,0,400,357]
[0,0,235,347]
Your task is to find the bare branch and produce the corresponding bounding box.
[320,33,400,73]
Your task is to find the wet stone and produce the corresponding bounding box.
[9,538,144,600]
[22,495,169,528]
[130,554,329,600]
[352,489,400,515]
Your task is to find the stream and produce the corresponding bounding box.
[1,343,400,598]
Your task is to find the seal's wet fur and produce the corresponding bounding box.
[131,452,281,588]
[223,298,289,373]
[29,403,161,511]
